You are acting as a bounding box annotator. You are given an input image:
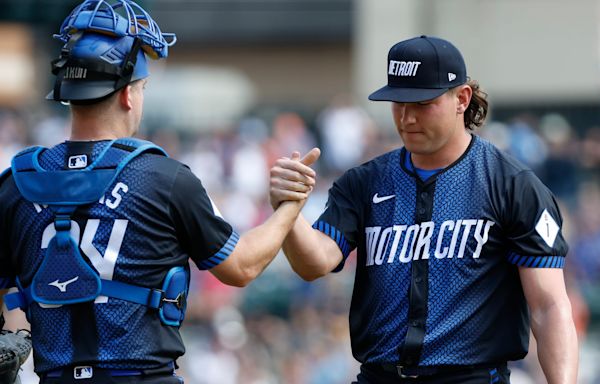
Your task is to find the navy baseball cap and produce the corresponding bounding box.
[368,35,467,103]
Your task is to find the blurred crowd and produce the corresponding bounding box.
[1,95,600,383]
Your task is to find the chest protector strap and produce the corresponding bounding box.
[5,138,189,326]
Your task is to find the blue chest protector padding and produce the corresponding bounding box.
[5,138,190,326]
[33,207,101,305]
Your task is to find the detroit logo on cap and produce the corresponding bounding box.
[369,35,467,103]
[388,60,422,77]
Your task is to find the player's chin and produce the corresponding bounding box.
[401,134,429,151]
[400,130,426,139]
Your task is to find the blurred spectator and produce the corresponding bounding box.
[479,121,511,152]
[506,115,548,172]
[570,182,600,284]
[230,141,269,201]
[316,93,376,174]
[537,113,580,205]
[265,112,317,165]
[179,135,226,193]
[0,109,29,168]
[580,126,600,178]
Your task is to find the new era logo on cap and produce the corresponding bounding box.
[369,35,467,103]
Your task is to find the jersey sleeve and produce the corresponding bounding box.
[503,170,568,268]
[313,168,364,272]
[169,164,239,270]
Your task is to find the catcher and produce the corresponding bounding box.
[0,0,318,383]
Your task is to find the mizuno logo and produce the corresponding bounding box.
[48,276,79,292]
[372,193,395,204]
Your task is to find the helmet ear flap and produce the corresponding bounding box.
[51,32,85,101]
[114,37,143,91]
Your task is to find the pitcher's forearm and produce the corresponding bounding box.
[282,214,343,281]
[533,301,579,384]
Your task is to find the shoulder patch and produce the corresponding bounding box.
[535,209,559,248]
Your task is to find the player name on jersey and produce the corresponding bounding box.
[365,219,495,266]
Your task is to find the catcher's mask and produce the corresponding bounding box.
[47,0,176,103]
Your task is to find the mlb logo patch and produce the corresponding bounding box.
[74,366,93,379]
[68,154,88,169]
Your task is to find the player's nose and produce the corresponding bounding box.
[393,102,416,125]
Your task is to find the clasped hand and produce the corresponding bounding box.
[269,148,321,210]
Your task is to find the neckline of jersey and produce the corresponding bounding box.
[399,133,476,184]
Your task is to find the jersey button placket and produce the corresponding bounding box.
[398,182,435,368]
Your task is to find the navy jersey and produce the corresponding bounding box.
[313,135,568,366]
[0,140,238,373]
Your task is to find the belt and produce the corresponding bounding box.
[45,361,175,379]
[46,367,142,378]
[375,362,506,379]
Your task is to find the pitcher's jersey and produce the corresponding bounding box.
[313,135,568,366]
[0,140,238,373]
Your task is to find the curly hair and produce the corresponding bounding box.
[463,79,489,130]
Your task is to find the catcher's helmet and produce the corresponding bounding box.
[47,0,176,102]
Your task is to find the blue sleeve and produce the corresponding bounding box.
[505,171,568,268]
[169,165,238,270]
[313,168,366,272]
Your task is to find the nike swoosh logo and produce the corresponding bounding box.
[372,193,395,204]
[48,276,79,293]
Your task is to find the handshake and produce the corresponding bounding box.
[269,148,321,210]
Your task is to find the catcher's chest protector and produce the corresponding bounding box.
[5,138,190,326]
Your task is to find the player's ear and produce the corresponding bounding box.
[118,85,134,111]
[455,84,472,114]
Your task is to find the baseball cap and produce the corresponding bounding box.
[368,35,467,103]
